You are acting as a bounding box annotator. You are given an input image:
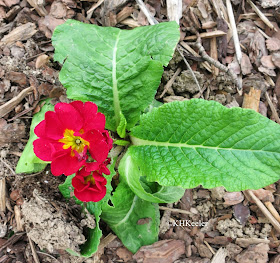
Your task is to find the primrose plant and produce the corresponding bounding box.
[16,20,280,257]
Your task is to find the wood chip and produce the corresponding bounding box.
[14,205,24,231]
[211,247,227,263]
[242,87,261,112]
[116,6,133,23]
[236,238,270,248]
[26,0,47,16]
[166,0,182,24]
[133,239,185,263]
[0,22,37,46]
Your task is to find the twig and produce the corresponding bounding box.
[16,171,45,178]
[159,205,193,215]
[189,40,242,93]
[184,30,227,40]
[265,92,280,124]
[180,42,212,72]
[177,46,203,98]
[87,0,105,20]
[0,158,16,175]
[160,68,181,98]
[135,0,158,25]
[28,236,40,263]
[226,0,242,64]
[0,87,34,118]
[245,190,280,233]
[0,178,5,213]
[247,0,277,32]
[264,201,280,223]
[36,251,60,262]
[97,233,117,251]
[204,240,215,255]
[0,232,25,252]
[210,36,219,76]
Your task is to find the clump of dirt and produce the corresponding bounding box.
[173,70,205,94]
[217,218,272,239]
[22,189,86,253]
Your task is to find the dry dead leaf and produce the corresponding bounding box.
[240,53,253,75]
[266,37,280,51]
[233,203,250,225]
[272,52,280,68]
[50,1,67,19]
[258,66,276,76]
[251,189,274,202]
[224,192,244,205]
[261,55,276,69]
[228,57,241,75]
[35,54,49,69]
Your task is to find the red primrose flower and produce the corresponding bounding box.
[33,101,113,176]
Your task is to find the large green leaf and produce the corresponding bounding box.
[101,181,160,253]
[119,153,185,203]
[52,20,179,131]
[129,99,280,192]
[58,160,116,257]
[16,101,54,174]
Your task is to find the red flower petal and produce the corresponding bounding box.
[73,181,107,202]
[33,138,53,161]
[51,149,86,176]
[71,101,105,132]
[44,111,64,140]
[54,103,83,132]
[89,140,110,163]
[86,112,106,132]
[34,120,46,138]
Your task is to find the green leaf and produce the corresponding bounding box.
[117,112,127,138]
[143,99,163,114]
[16,101,54,174]
[58,174,77,201]
[114,139,130,146]
[119,153,185,203]
[101,181,160,253]
[129,99,280,192]
[52,20,179,131]
[58,159,116,257]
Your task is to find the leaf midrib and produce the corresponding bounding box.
[114,195,137,228]
[130,136,279,154]
[112,31,122,127]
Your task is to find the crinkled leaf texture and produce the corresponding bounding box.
[58,160,116,257]
[52,20,179,131]
[129,99,280,192]
[16,100,54,174]
[101,181,160,253]
[119,153,185,203]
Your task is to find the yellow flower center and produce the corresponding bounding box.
[84,174,95,185]
[58,129,89,156]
